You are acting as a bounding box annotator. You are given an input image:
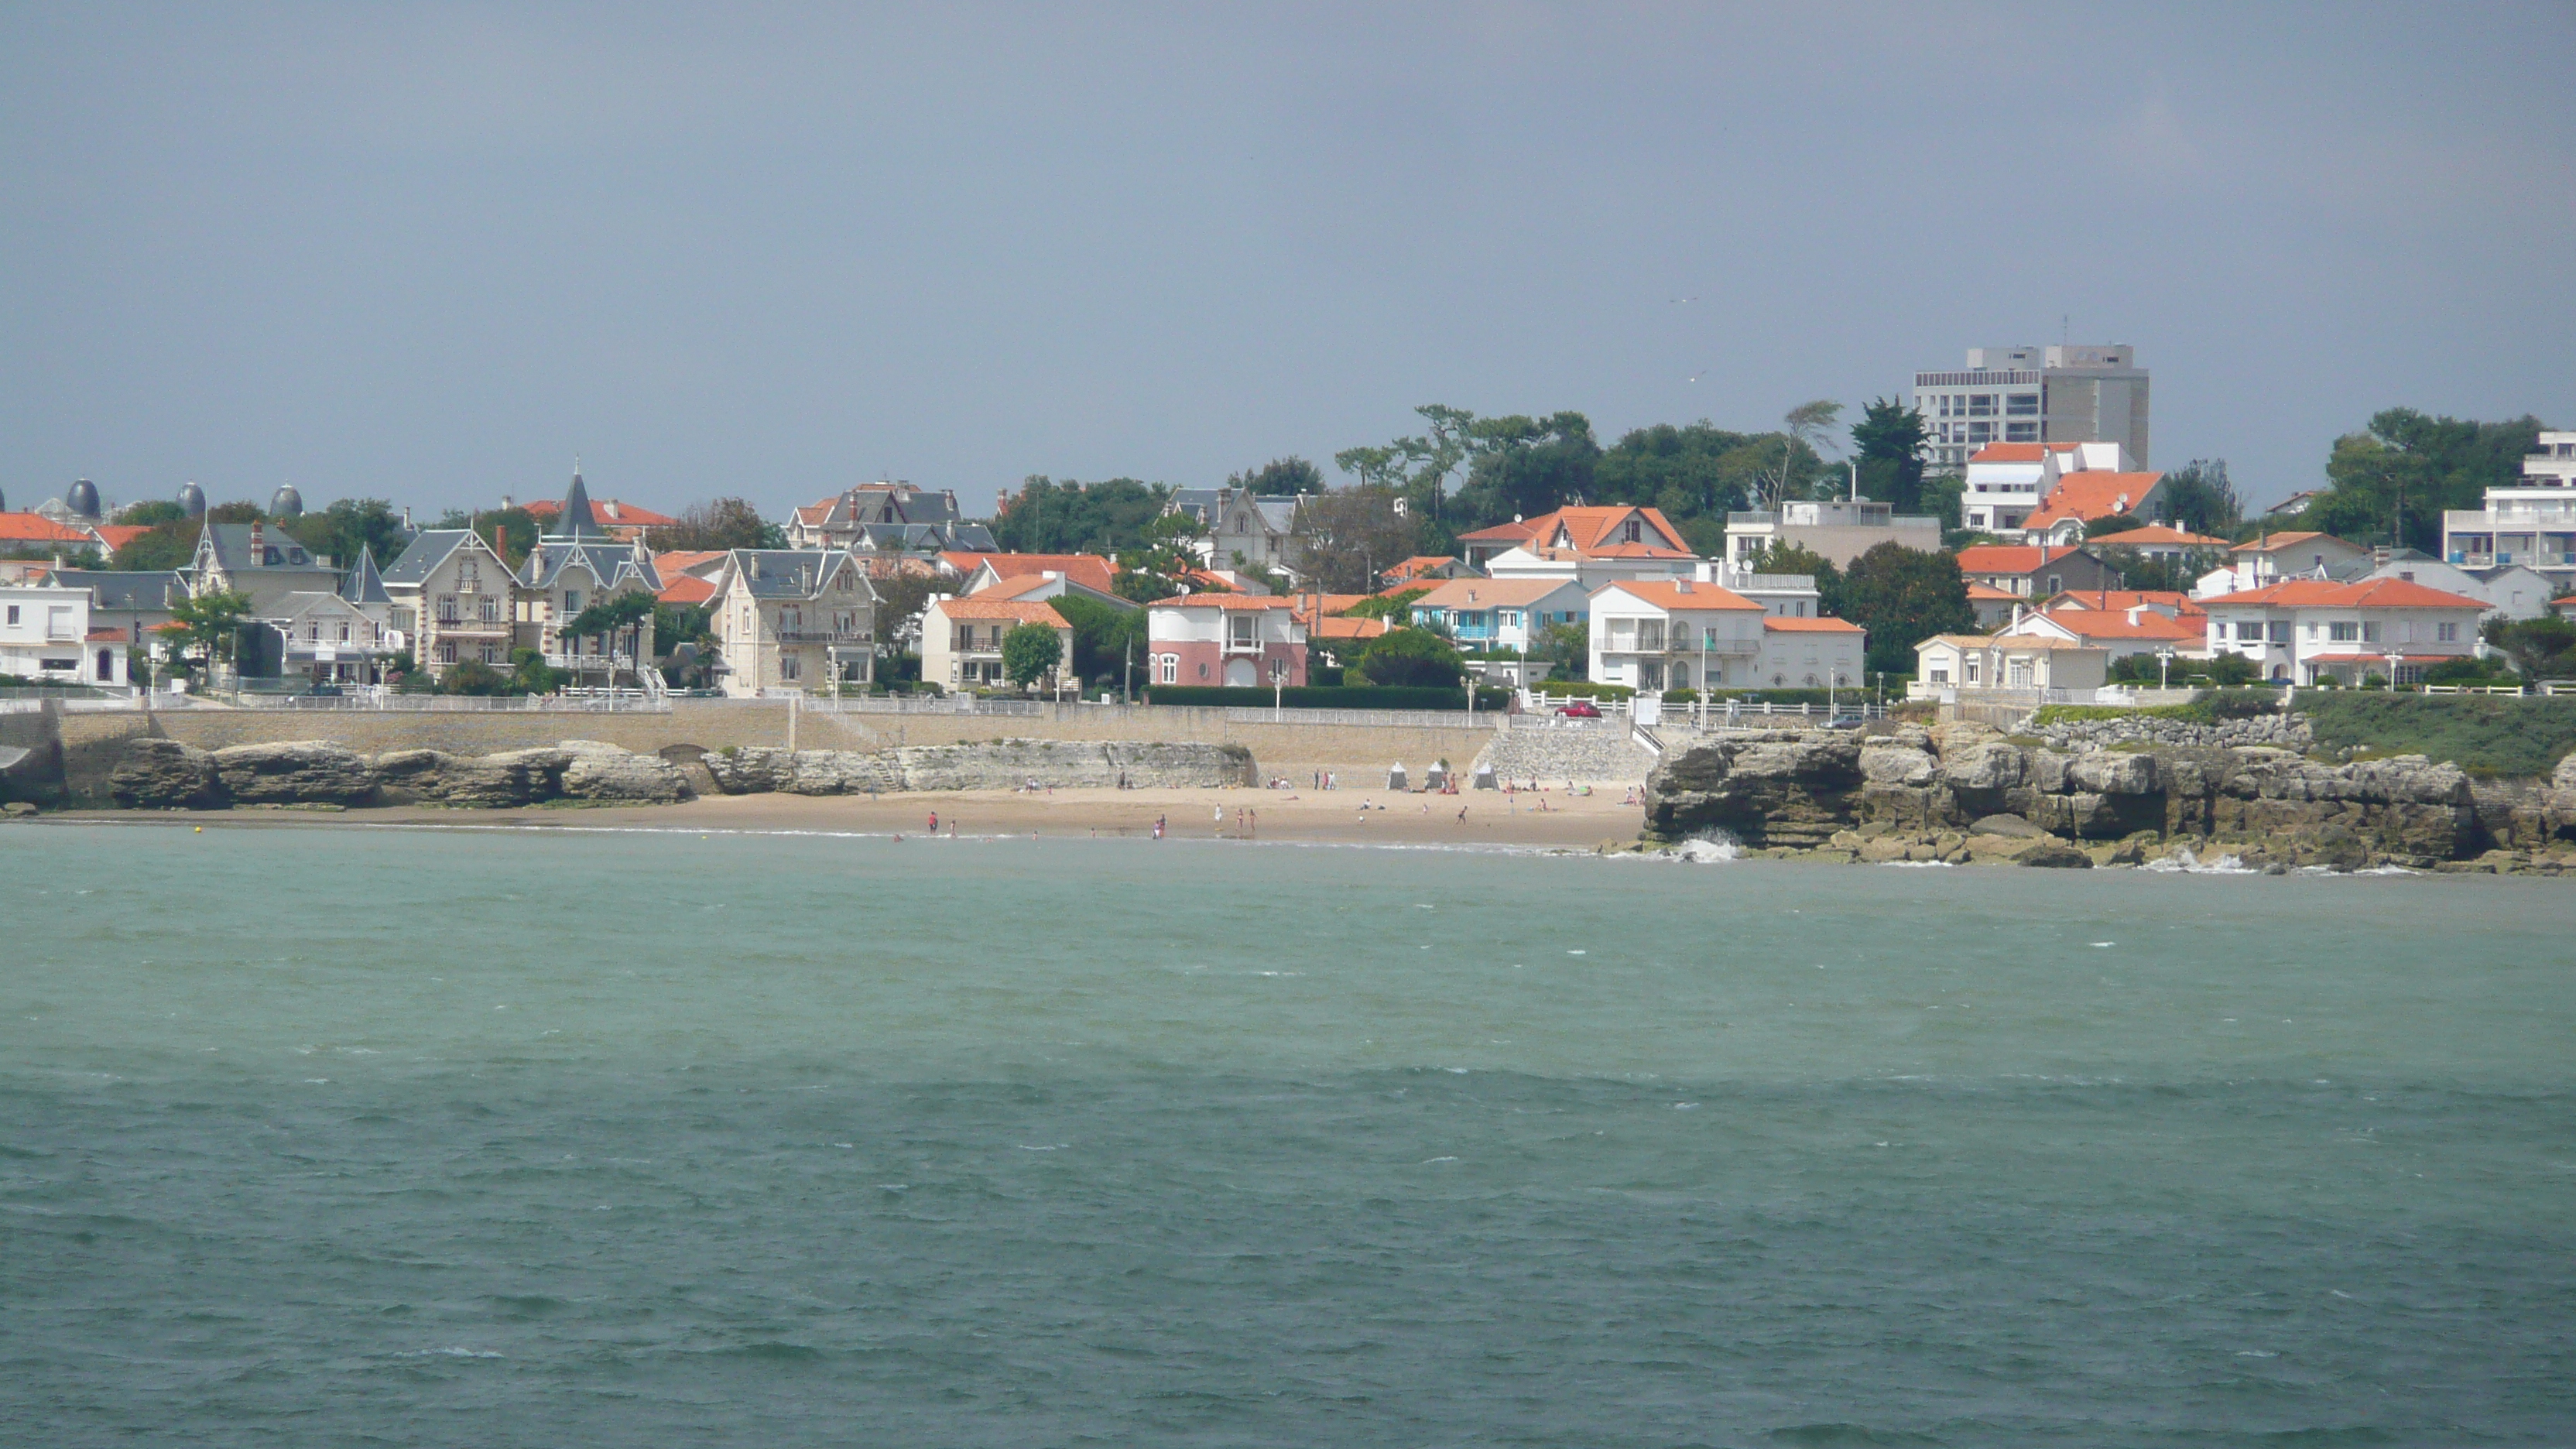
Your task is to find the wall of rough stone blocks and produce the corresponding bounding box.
[45,700,1502,801]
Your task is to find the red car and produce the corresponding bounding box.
[1555,701,1603,718]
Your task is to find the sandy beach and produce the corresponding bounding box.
[53,784,1649,849]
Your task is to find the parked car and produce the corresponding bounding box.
[305,681,343,697]
[1555,701,1603,718]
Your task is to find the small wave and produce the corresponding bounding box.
[2142,848,2255,875]
[407,1347,502,1360]
[1878,859,1953,868]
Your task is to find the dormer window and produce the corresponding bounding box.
[1624,519,1642,543]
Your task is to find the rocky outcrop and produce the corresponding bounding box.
[209,742,379,805]
[108,738,692,810]
[1642,722,2559,869]
[704,738,1255,795]
[110,738,225,810]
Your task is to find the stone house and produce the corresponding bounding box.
[516,474,663,685]
[381,528,523,678]
[705,549,878,696]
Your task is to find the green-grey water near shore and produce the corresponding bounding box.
[4,823,2571,1445]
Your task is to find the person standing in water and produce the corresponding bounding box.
[927,810,938,834]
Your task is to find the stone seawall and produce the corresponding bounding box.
[1640,723,2576,872]
[703,740,1252,794]
[2036,712,2314,752]
[42,701,1480,804]
[63,732,1254,812]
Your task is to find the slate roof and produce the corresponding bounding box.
[50,570,186,612]
[382,529,515,587]
[522,540,661,592]
[720,550,874,601]
[339,549,391,605]
[197,523,323,572]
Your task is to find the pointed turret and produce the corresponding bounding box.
[551,466,607,540]
[341,546,390,606]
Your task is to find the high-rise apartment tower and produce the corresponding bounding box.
[1912,344,2150,473]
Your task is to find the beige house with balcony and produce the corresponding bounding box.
[922,594,1075,692]
[705,549,877,696]
[381,528,523,679]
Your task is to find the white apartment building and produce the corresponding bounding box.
[1913,344,2151,474]
[0,584,124,685]
[1722,497,1942,569]
[2196,577,2487,686]
[1586,578,1865,692]
[2441,430,2576,590]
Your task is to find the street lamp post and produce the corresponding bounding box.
[2156,648,2174,690]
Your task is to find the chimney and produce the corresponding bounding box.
[402,505,413,529]
[248,520,264,564]
[1674,580,1690,594]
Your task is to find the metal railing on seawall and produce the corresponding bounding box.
[228,690,670,714]
[1221,706,1496,729]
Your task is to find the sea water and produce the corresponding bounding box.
[3,821,2571,1445]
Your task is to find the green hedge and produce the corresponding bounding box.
[2300,692,2576,777]
[1144,684,1511,711]
[1533,680,1636,700]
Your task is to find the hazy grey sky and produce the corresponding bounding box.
[4,3,2570,519]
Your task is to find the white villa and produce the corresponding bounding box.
[2194,577,2488,686]
[0,583,124,686]
[1586,577,1865,692]
[1913,635,2109,695]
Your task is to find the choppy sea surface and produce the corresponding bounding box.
[4,821,2572,1446]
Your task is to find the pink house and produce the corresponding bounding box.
[1146,594,1307,689]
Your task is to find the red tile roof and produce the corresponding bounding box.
[1954,545,2085,575]
[1309,615,1391,640]
[2042,588,2206,618]
[2228,530,2348,554]
[653,550,726,576]
[1596,579,1760,611]
[940,552,1118,594]
[933,598,1070,625]
[2023,471,2166,528]
[90,524,152,550]
[2019,611,2202,643]
[1385,555,1466,581]
[1968,443,2051,463]
[0,512,98,544]
[657,574,717,606]
[1408,577,1584,610]
[2204,578,2487,611]
[85,627,125,642]
[526,498,680,527]
[1762,616,1864,633]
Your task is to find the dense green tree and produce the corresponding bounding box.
[432,506,537,567]
[653,602,714,654]
[205,501,265,524]
[1050,594,1149,690]
[1227,457,1327,495]
[1348,628,1464,688]
[113,519,203,571]
[1000,621,1063,687]
[1289,488,1420,592]
[163,587,254,676]
[1592,422,1760,551]
[118,499,188,527]
[868,570,937,656]
[2154,459,2242,535]
[563,591,656,640]
[2307,409,2542,551]
[2482,616,2576,680]
[1746,543,1845,614]
[1920,472,1967,533]
[1848,398,1927,513]
[992,477,1173,554]
[1835,542,1975,676]
[1448,412,1601,529]
[282,497,409,567]
[650,497,779,553]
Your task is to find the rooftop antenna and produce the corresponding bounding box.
[2061,313,2069,346]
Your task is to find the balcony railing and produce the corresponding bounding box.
[430,616,512,633]
[544,653,637,671]
[773,629,872,644]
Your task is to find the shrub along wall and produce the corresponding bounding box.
[2299,692,2576,777]
[1143,684,1511,711]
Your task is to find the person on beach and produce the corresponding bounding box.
[1153,814,1166,839]
[927,810,938,833]
[1458,805,1468,822]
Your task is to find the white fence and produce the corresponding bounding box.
[230,690,669,713]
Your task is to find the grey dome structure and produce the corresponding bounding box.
[269,485,304,519]
[178,481,206,517]
[65,478,100,519]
